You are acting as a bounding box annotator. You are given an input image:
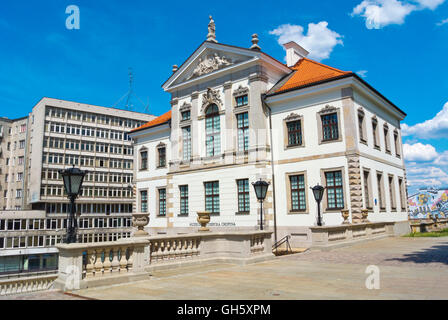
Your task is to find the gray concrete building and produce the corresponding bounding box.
[0,97,154,274]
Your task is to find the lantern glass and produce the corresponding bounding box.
[311,184,325,202]
[252,180,270,201]
[63,175,71,195]
[60,167,87,197]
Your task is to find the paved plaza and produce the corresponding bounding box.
[3,236,448,300]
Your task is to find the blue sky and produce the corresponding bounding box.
[0,0,447,192]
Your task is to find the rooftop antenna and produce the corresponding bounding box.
[125,68,134,111]
[112,67,150,113]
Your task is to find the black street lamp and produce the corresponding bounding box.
[311,183,325,227]
[59,165,87,243]
[252,179,270,230]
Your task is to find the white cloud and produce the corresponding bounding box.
[415,0,445,9]
[352,0,415,29]
[269,22,343,61]
[352,0,446,29]
[436,17,448,25]
[357,70,368,78]
[405,163,448,187]
[402,102,448,138]
[403,142,439,161]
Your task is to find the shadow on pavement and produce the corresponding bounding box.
[385,241,448,265]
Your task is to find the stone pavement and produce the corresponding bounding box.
[3,237,448,300]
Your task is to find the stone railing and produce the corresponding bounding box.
[410,219,448,233]
[54,238,149,291]
[149,236,201,265]
[53,231,274,291]
[0,271,57,296]
[145,231,273,270]
[310,222,396,249]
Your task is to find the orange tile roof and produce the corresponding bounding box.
[275,58,352,93]
[130,110,171,133]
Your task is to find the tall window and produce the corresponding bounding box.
[372,118,379,148]
[358,112,366,143]
[398,177,406,210]
[290,175,306,211]
[158,189,166,216]
[237,179,250,213]
[182,126,191,160]
[140,190,148,213]
[287,120,302,146]
[384,125,390,153]
[321,113,339,141]
[388,175,396,210]
[394,130,401,157]
[158,146,166,167]
[237,112,249,151]
[140,150,148,170]
[179,185,189,216]
[363,170,372,209]
[377,173,385,209]
[205,181,219,214]
[205,104,220,156]
[325,171,344,209]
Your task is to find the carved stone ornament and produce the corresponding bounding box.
[284,112,302,122]
[132,213,149,237]
[357,107,365,116]
[179,101,192,112]
[372,115,378,124]
[187,53,232,80]
[319,105,338,115]
[233,85,249,97]
[201,87,222,111]
[156,142,166,149]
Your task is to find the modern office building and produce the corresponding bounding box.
[0,98,154,274]
[0,116,29,211]
[130,18,409,247]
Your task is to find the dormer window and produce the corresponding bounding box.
[235,95,248,107]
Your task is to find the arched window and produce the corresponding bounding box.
[205,104,220,156]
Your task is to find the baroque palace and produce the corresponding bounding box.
[130,17,409,247]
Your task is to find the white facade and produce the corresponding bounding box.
[131,37,408,247]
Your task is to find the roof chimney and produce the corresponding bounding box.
[283,41,309,67]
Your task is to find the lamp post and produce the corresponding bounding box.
[59,165,87,243]
[252,179,270,230]
[311,183,325,227]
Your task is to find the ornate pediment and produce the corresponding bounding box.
[284,112,302,122]
[187,53,233,80]
[156,142,166,149]
[201,88,222,112]
[179,102,192,112]
[357,107,365,116]
[233,85,249,97]
[318,105,338,115]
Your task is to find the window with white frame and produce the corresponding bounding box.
[237,112,249,151]
[205,104,220,156]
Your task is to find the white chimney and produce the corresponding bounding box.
[283,41,309,67]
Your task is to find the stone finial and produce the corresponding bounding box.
[250,33,261,51]
[207,15,217,43]
[172,64,178,73]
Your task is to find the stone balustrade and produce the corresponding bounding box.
[54,238,149,291]
[310,221,401,249]
[53,231,274,291]
[0,272,57,296]
[410,219,448,233]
